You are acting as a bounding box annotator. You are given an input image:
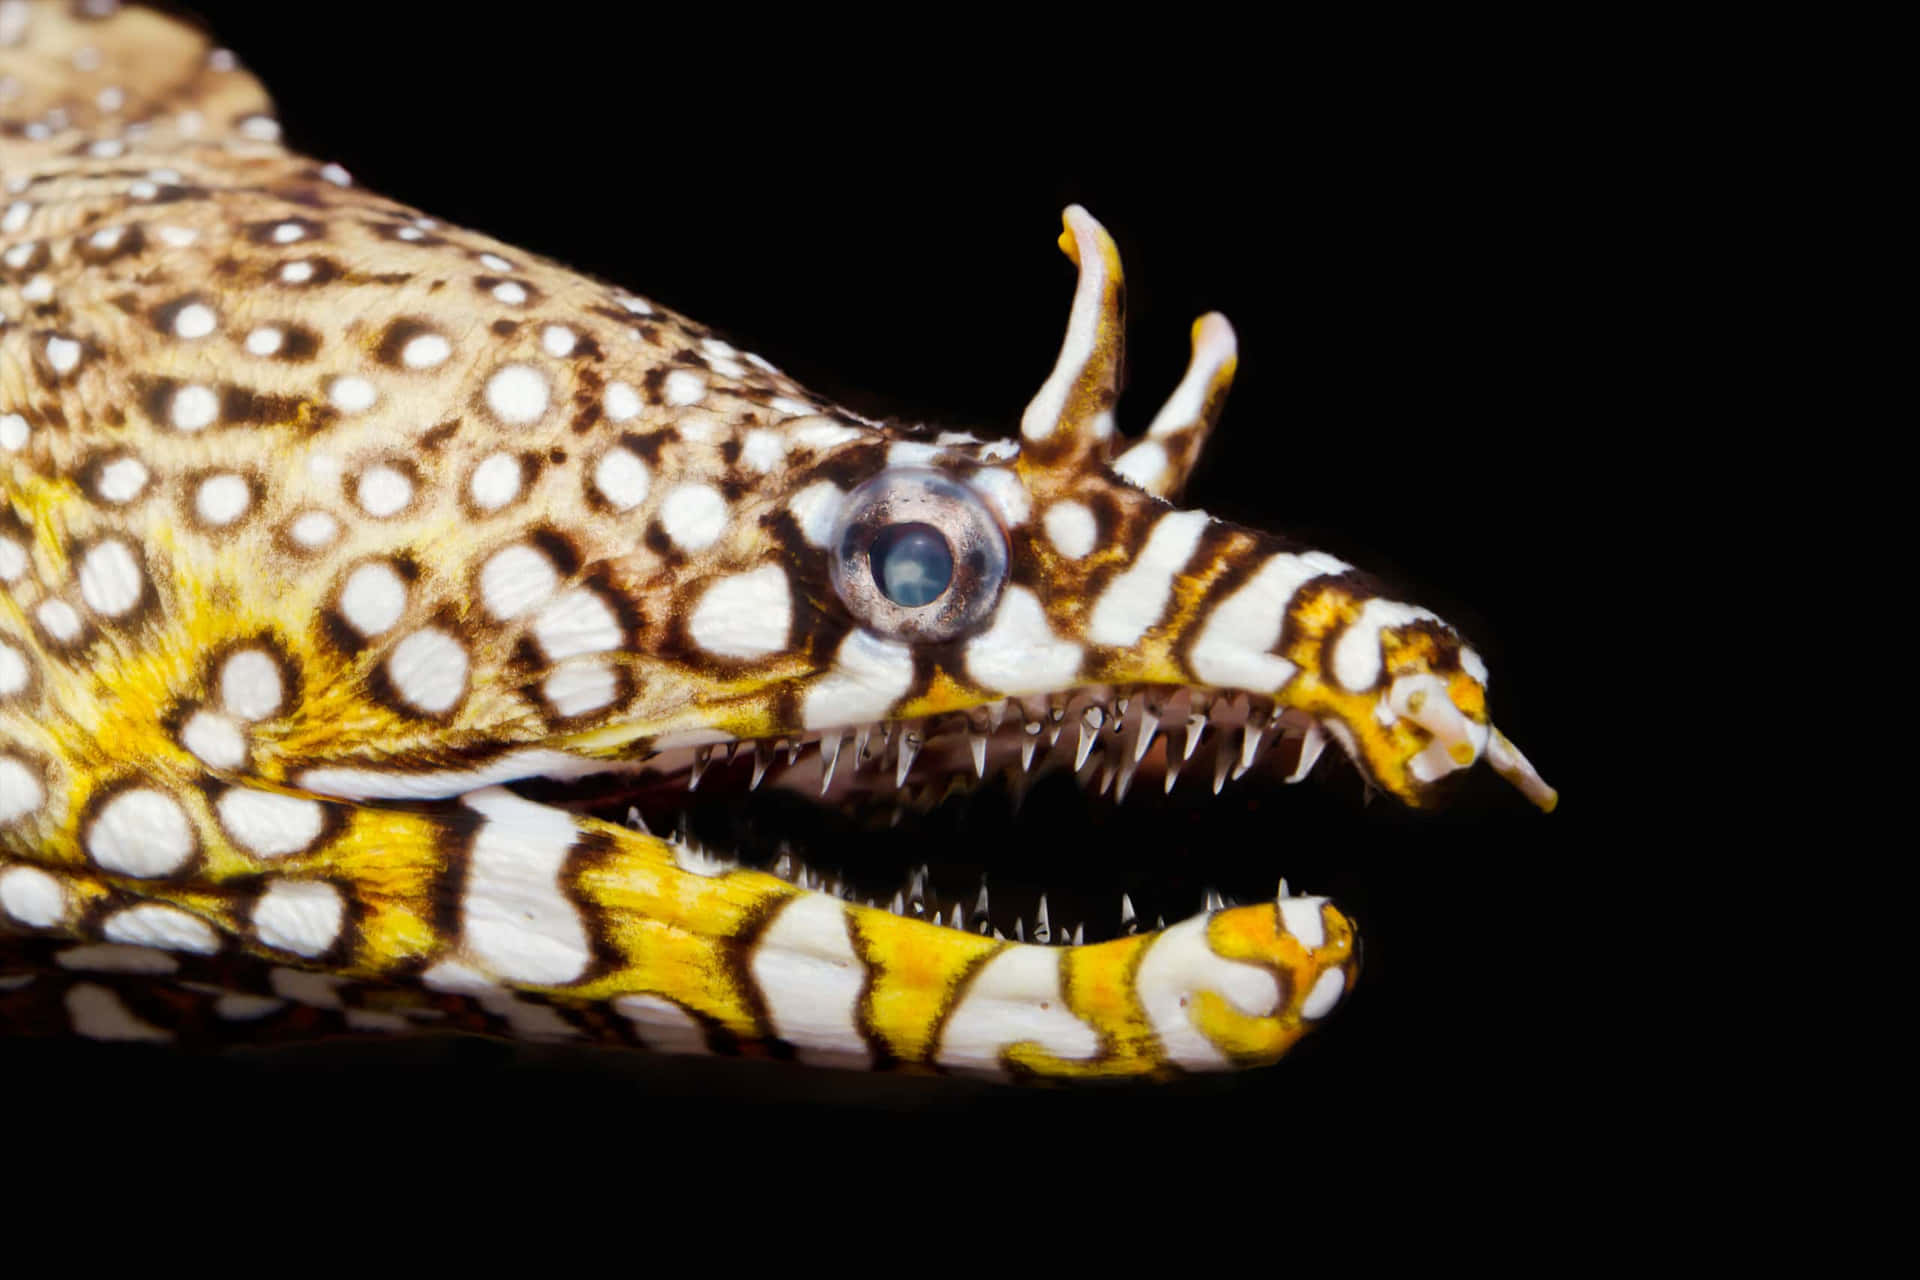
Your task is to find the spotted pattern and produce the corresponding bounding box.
[0,2,1550,1073]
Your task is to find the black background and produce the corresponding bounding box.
[17,3,1643,1202]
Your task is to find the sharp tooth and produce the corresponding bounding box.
[624,806,651,834]
[908,864,928,904]
[932,909,944,927]
[1154,915,1165,930]
[895,724,923,789]
[1114,752,1138,802]
[1203,887,1224,912]
[1235,721,1265,779]
[1287,722,1329,782]
[819,732,845,795]
[986,699,1009,732]
[1276,878,1291,900]
[1120,894,1138,934]
[889,890,905,915]
[969,730,988,779]
[1074,719,1099,771]
[772,851,795,880]
[1012,917,1025,942]
[992,927,1006,941]
[688,746,714,790]
[1183,705,1208,761]
[1133,703,1161,763]
[1033,894,1051,943]
[750,741,776,790]
[1212,740,1234,794]
[1019,736,1039,772]
[855,724,873,768]
[1071,923,1084,945]
[1164,754,1184,793]
[974,881,990,919]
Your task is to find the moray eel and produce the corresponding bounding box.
[0,0,1554,1079]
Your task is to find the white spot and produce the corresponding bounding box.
[180,711,246,769]
[172,302,216,339]
[965,586,1084,694]
[94,455,148,502]
[78,539,144,617]
[541,324,577,357]
[288,511,339,548]
[88,224,125,250]
[320,163,352,187]
[218,994,288,1021]
[750,896,871,1069]
[1043,500,1097,559]
[86,788,196,877]
[299,749,630,802]
[1135,914,1281,1070]
[591,446,649,511]
[156,224,198,248]
[469,453,522,510]
[1279,897,1329,950]
[20,274,51,303]
[615,994,709,1055]
[36,599,81,642]
[66,984,172,1042]
[800,630,914,729]
[270,967,345,1008]
[127,180,156,200]
[478,253,513,271]
[0,865,64,926]
[354,463,412,517]
[1188,550,1350,692]
[937,945,1098,1073]
[789,418,866,450]
[279,260,313,284]
[329,375,377,413]
[458,788,590,985]
[491,280,528,305]
[1088,509,1211,648]
[219,649,282,721]
[968,467,1031,527]
[194,473,250,525]
[485,364,549,423]
[603,381,641,422]
[45,335,80,374]
[245,326,284,356]
[216,787,325,859]
[401,332,449,368]
[479,543,559,620]
[0,754,40,823]
[385,629,469,714]
[239,115,281,142]
[542,659,620,718]
[662,368,707,406]
[0,640,28,695]
[688,565,792,659]
[0,200,28,233]
[338,562,407,636]
[252,880,345,957]
[1330,598,1440,692]
[170,383,218,431]
[0,535,24,582]
[770,396,814,419]
[1301,967,1347,1020]
[2,240,35,268]
[659,483,729,551]
[532,588,624,660]
[741,428,785,473]
[886,441,946,469]
[271,221,305,244]
[1112,439,1168,491]
[0,411,27,451]
[103,904,218,954]
[787,480,844,548]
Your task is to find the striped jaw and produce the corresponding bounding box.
[0,4,1548,1078]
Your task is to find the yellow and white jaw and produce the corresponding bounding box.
[0,1,1548,1079]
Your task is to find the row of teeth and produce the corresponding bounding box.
[666,686,1334,805]
[629,807,1301,945]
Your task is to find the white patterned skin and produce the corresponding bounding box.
[0,0,1551,1075]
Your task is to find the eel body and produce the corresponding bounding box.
[0,0,1552,1079]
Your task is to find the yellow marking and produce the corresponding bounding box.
[850,904,998,1065]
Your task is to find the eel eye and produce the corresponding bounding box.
[830,468,1008,643]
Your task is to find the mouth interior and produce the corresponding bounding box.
[508,687,1343,946]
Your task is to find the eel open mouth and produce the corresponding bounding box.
[521,685,1342,949]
